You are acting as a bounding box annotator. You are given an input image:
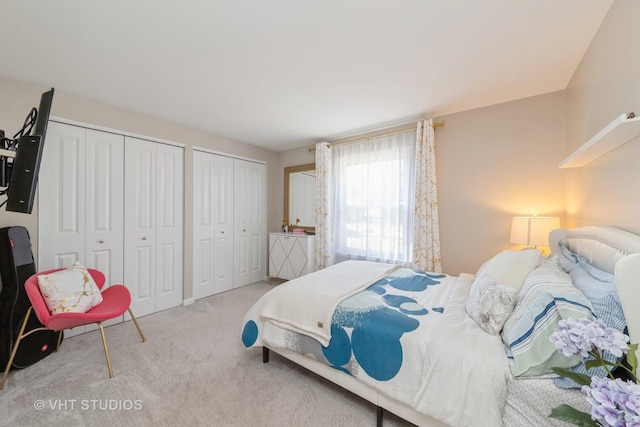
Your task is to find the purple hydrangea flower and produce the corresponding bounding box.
[583,377,640,426]
[549,318,630,359]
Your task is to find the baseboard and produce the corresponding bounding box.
[183,298,195,306]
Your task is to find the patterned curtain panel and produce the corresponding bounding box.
[413,119,442,273]
[314,142,333,270]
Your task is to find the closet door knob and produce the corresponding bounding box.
[142,237,147,240]
[98,240,104,244]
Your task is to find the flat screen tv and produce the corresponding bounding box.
[0,88,54,214]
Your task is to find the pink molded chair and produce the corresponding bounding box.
[0,268,146,390]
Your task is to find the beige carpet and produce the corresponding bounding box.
[0,282,414,427]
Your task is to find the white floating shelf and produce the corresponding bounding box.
[559,113,640,168]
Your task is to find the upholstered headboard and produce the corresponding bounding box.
[549,226,640,359]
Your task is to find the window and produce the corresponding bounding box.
[332,130,415,266]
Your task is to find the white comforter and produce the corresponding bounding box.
[242,265,511,427]
[260,260,400,346]
[411,273,511,426]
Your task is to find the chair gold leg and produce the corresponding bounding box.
[127,308,146,343]
[0,307,33,390]
[97,323,114,379]
[55,330,63,352]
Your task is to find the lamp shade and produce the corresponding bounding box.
[510,216,561,247]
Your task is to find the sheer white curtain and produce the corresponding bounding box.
[331,131,416,267]
[413,119,442,272]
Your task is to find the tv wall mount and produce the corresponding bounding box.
[0,88,54,214]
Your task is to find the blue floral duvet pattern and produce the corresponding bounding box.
[242,268,448,382]
[323,268,445,381]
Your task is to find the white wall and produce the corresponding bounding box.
[436,91,566,275]
[564,0,640,232]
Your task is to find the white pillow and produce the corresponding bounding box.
[476,249,541,292]
[37,262,103,314]
[466,273,518,335]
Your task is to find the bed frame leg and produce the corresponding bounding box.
[262,347,269,363]
[377,406,383,427]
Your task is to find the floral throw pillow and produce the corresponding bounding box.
[37,262,103,314]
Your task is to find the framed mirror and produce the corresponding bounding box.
[284,163,316,232]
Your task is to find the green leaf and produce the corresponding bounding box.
[584,360,601,370]
[584,359,616,371]
[627,343,638,379]
[551,367,592,386]
[549,404,599,426]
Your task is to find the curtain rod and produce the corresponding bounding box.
[308,120,444,152]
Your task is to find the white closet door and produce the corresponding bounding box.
[213,155,234,293]
[155,143,184,311]
[85,129,124,287]
[234,159,266,287]
[38,122,87,269]
[193,151,215,299]
[193,151,234,299]
[39,124,124,279]
[124,137,157,318]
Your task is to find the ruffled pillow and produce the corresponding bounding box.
[466,273,518,335]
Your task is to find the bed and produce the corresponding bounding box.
[241,226,640,426]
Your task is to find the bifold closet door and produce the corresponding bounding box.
[155,143,184,312]
[124,137,183,318]
[193,153,265,296]
[233,159,266,287]
[38,122,124,282]
[193,151,234,299]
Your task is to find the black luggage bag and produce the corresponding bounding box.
[0,226,61,370]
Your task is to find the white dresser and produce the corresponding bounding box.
[269,232,315,280]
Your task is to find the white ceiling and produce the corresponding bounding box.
[0,0,613,152]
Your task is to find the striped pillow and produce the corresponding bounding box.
[501,257,595,377]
